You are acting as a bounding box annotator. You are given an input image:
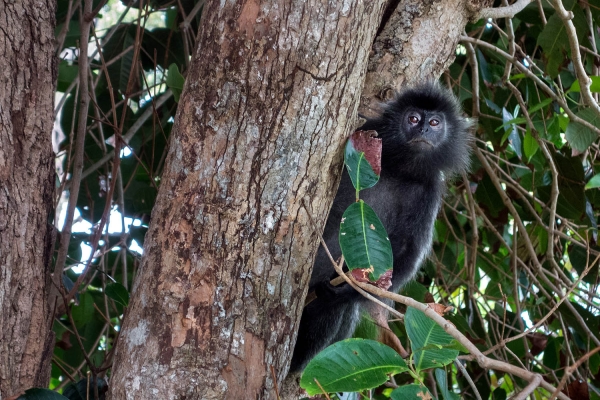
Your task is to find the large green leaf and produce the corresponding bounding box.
[71,292,95,325]
[568,244,600,284]
[537,5,589,77]
[101,24,144,95]
[537,14,569,77]
[558,301,599,338]
[300,338,408,395]
[339,200,393,281]
[105,282,130,306]
[537,182,585,220]
[565,108,600,152]
[543,336,563,369]
[405,307,459,372]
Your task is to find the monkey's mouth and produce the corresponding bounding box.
[408,138,434,148]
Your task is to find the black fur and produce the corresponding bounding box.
[289,82,472,373]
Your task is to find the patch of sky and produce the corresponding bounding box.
[58,206,145,273]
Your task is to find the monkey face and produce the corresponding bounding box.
[359,81,471,178]
[402,108,447,151]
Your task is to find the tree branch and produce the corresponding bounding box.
[551,0,600,115]
[475,0,533,20]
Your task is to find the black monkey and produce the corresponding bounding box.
[290,81,472,372]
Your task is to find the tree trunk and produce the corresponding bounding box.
[108,0,387,398]
[360,0,493,117]
[0,0,56,398]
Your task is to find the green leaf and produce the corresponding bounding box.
[538,182,585,220]
[101,24,140,96]
[390,384,433,399]
[568,244,600,284]
[477,49,493,84]
[142,28,187,70]
[558,301,599,337]
[55,20,81,49]
[71,292,95,325]
[399,281,429,303]
[339,200,393,281]
[495,117,527,133]
[565,108,600,152]
[590,351,600,375]
[435,368,460,400]
[405,307,459,372]
[300,338,409,396]
[586,173,600,189]
[569,76,600,92]
[528,97,553,114]
[537,14,569,77]
[543,336,562,369]
[57,61,79,93]
[540,115,563,147]
[523,129,539,161]
[501,108,522,159]
[105,282,130,306]
[167,63,185,102]
[17,388,69,400]
[474,174,505,217]
[553,152,585,181]
[344,134,381,192]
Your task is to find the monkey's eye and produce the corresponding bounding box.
[408,115,419,124]
[429,119,440,127]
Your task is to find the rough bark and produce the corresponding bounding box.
[108,0,387,398]
[359,0,493,117]
[0,0,56,398]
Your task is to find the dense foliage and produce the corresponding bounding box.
[43,0,600,399]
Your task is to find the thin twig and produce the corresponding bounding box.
[454,359,482,400]
[53,0,94,298]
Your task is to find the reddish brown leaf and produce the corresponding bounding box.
[350,268,392,290]
[350,130,382,175]
[563,380,589,400]
[527,333,548,356]
[427,303,454,316]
